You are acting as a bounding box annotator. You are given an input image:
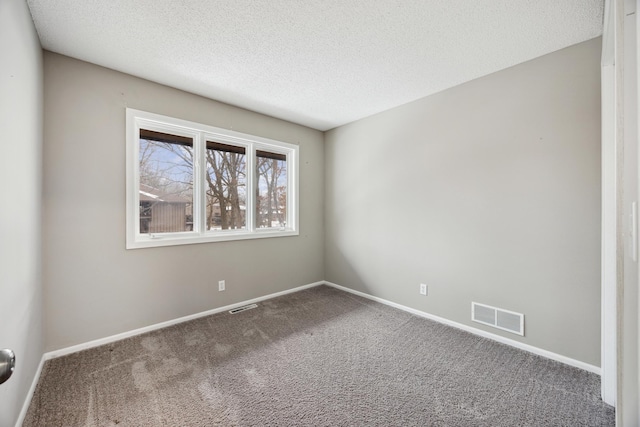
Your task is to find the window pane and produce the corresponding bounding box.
[256,151,287,229]
[139,130,193,234]
[205,141,247,230]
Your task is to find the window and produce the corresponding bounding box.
[206,141,246,231]
[126,109,298,248]
[256,150,288,229]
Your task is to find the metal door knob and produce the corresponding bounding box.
[0,349,15,385]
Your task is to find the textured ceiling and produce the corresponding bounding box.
[27,0,604,131]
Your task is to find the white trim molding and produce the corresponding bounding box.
[15,280,324,426]
[324,281,601,375]
[126,108,300,249]
[14,356,46,427]
[16,279,601,426]
[45,281,323,359]
[601,60,618,405]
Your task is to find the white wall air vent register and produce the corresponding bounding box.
[471,302,524,336]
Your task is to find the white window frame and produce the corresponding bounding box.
[126,108,299,249]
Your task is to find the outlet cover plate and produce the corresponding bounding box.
[218,280,225,291]
[420,284,427,295]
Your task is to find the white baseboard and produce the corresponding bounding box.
[15,355,46,427]
[323,281,601,375]
[17,278,599,426]
[45,281,324,360]
[15,280,323,426]
[15,280,320,426]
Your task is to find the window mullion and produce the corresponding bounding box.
[290,148,299,232]
[286,151,293,231]
[132,120,142,237]
[246,144,256,232]
[194,132,205,235]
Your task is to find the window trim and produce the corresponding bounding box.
[126,108,299,249]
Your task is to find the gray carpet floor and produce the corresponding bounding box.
[23,285,614,426]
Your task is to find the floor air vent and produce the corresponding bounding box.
[229,303,258,314]
[471,302,524,336]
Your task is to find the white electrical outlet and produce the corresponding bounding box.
[420,284,427,296]
[218,280,225,291]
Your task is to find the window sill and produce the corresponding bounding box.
[126,229,299,249]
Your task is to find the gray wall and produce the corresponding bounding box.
[0,0,44,425]
[325,38,602,366]
[43,52,324,351]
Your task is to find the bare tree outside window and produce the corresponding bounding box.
[257,151,287,229]
[139,131,250,234]
[205,142,246,230]
[139,130,287,235]
[128,110,298,248]
[139,130,193,234]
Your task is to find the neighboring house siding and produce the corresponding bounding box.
[149,202,188,233]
